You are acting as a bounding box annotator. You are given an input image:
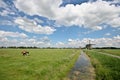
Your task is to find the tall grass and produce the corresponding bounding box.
[85,50,120,80]
[0,49,80,80]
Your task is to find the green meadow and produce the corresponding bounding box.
[95,49,120,56]
[85,50,120,80]
[1,49,120,80]
[0,49,80,80]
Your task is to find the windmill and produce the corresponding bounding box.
[86,40,95,50]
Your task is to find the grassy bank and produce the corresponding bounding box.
[0,49,80,80]
[85,50,120,80]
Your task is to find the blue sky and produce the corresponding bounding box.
[0,0,120,48]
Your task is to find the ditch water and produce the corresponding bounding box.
[68,51,95,80]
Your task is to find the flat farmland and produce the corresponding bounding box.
[95,49,120,56]
[0,49,80,80]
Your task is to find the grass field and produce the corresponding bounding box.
[0,49,80,80]
[94,49,120,56]
[85,50,120,80]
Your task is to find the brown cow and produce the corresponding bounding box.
[21,50,29,56]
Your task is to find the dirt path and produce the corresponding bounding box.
[97,51,120,59]
[68,51,95,80]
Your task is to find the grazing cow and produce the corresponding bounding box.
[21,50,29,56]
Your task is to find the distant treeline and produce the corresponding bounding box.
[0,46,120,49]
[93,47,120,49]
[0,46,38,49]
[0,46,72,49]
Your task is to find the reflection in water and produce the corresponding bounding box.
[68,51,95,80]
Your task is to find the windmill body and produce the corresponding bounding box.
[86,40,95,50]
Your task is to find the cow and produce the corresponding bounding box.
[21,50,29,56]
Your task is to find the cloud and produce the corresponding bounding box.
[0,30,28,38]
[0,0,7,8]
[14,0,120,30]
[108,17,120,27]
[14,0,62,18]
[55,35,120,48]
[114,35,120,39]
[21,37,51,47]
[0,0,16,16]
[0,36,51,47]
[56,1,120,29]
[14,17,56,34]
[67,38,86,47]
[92,37,120,47]
[0,34,120,47]
[40,36,51,43]
[34,18,44,24]
[0,10,9,16]
[0,20,13,26]
[0,37,8,42]
[105,33,111,36]
[55,42,65,48]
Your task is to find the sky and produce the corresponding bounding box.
[0,0,120,48]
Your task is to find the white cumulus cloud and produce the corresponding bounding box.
[14,17,56,34]
[0,34,120,47]
[0,30,28,38]
[14,0,120,30]
[55,35,120,48]
[0,36,51,47]
[55,42,65,48]
[14,0,62,18]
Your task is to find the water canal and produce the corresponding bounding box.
[68,51,95,80]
